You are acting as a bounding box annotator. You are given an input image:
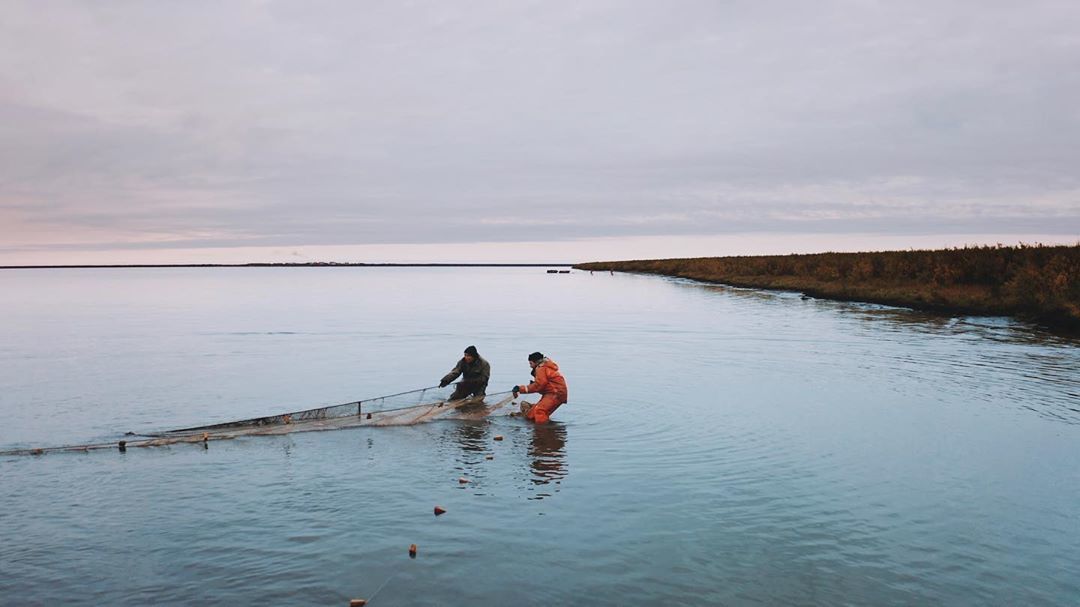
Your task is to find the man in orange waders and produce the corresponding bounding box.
[512,352,568,424]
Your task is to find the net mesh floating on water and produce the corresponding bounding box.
[0,385,519,457]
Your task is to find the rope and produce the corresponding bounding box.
[364,570,400,604]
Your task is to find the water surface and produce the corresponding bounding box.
[1,267,1078,605]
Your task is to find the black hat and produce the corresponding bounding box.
[464,345,479,357]
[528,352,544,362]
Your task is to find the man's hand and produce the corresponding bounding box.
[512,385,521,396]
[439,380,449,388]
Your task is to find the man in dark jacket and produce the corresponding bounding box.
[440,345,490,401]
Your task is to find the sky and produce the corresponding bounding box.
[1,0,1078,265]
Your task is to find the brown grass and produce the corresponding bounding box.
[576,244,1080,332]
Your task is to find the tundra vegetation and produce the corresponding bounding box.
[577,244,1080,332]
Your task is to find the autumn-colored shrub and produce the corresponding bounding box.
[577,244,1080,331]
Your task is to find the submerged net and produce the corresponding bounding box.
[0,385,520,457]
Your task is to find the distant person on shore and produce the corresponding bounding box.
[512,352,568,424]
[440,345,490,401]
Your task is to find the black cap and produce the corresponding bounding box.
[528,352,544,362]
[464,345,479,357]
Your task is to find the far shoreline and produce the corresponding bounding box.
[576,244,1080,334]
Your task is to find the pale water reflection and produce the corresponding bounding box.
[527,423,567,488]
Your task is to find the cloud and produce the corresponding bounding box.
[1,0,1078,261]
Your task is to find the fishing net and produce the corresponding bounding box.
[1,385,520,457]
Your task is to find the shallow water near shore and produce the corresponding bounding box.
[2,267,1078,606]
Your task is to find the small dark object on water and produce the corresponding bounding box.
[493,435,504,441]
[558,270,570,273]
[546,269,558,273]
[366,412,372,419]
[118,441,127,453]
[434,505,446,516]
[350,599,368,606]
[409,544,418,557]
[30,448,44,456]
[458,477,468,484]
[485,455,494,460]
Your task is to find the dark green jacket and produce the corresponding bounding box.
[442,356,490,388]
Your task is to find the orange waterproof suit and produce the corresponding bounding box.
[518,359,568,424]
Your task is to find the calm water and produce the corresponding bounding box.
[1,267,1078,606]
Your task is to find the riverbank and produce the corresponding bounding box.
[576,244,1080,332]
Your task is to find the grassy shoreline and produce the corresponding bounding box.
[576,244,1080,332]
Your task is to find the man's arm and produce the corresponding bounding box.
[440,360,464,387]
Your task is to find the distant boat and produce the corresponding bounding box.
[547,269,558,273]
[558,270,570,273]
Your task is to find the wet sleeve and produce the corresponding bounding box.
[479,360,491,386]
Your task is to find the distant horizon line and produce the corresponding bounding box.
[4,242,1076,270]
[0,262,578,270]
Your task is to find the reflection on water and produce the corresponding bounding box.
[439,420,494,495]
[527,423,567,488]
[438,419,568,499]
[682,277,1080,425]
[447,419,490,456]
[693,277,1075,343]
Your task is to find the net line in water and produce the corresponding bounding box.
[0,384,519,457]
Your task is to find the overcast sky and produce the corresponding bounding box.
[1,0,1078,264]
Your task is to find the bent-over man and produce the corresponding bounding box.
[513,351,568,424]
[440,345,490,401]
